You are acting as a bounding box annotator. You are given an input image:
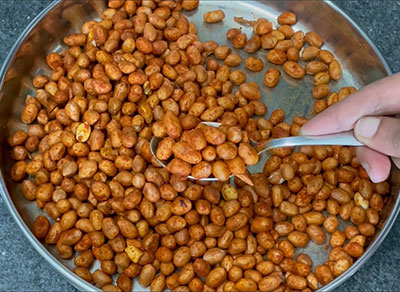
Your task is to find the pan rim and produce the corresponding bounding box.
[0,1,396,291]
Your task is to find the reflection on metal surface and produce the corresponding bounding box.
[259,131,363,155]
[0,1,396,291]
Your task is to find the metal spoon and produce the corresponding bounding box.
[149,122,363,182]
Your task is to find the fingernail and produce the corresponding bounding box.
[361,162,378,183]
[355,117,381,139]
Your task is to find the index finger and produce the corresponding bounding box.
[300,72,400,135]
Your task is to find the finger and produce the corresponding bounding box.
[355,147,391,183]
[300,72,400,135]
[354,116,400,157]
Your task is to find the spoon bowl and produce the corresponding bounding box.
[150,138,223,182]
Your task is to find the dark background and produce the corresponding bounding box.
[0,0,399,291]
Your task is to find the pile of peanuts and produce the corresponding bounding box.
[154,6,355,179]
[156,120,261,181]
[7,0,390,291]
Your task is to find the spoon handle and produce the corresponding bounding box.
[259,130,363,155]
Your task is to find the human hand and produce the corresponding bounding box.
[300,72,400,183]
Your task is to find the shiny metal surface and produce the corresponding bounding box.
[259,131,363,154]
[0,0,397,291]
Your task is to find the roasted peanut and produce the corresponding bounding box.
[283,61,305,79]
[244,57,264,72]
[203,10,225,24]
[267,49,286,65]
[329,59,342,80]
[278,12,297,25]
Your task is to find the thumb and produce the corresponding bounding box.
[354,116,400,157]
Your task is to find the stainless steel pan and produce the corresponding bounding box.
[0,1,398,291]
